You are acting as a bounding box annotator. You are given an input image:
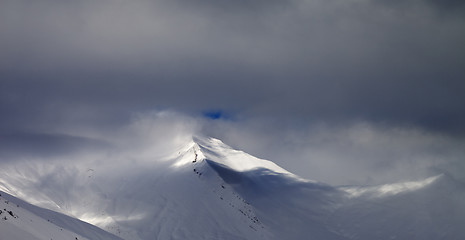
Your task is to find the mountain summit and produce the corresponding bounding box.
[1,136,464,239]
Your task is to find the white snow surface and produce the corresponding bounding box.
[0,190,122,240]
[1,136,464,240]
[193,137,300,177]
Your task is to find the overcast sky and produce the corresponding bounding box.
[1,0,464,185]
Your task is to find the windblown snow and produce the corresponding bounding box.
[1,136,464,240]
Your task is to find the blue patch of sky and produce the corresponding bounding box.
[203,110,225,120]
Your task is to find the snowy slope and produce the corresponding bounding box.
[0,137,274,240]
[0,190,122,240]
[199,137,465,240]
[1,136,464,240]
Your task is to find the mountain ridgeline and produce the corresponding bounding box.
[0,136,464,239]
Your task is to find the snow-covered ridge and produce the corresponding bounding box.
[188,136,306,180]
[0,190,122,240]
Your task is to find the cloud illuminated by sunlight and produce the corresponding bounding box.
[341,174,442,198]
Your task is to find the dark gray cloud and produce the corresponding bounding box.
[1,0,464,184]
[1,0,463,132]
[0,132,111,160]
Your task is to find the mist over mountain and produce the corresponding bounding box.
[1,136,464,240]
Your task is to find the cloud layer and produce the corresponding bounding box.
[1,0,464,185]
[1,110,464,186]
[2,0,464,132]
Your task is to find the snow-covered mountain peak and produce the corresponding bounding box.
[191,136,298,178]
[1,135,464,240]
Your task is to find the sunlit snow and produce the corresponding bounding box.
[0,136,464,240]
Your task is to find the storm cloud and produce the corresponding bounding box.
[1,0,464,184]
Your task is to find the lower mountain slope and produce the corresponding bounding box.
[0,190,123,240]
